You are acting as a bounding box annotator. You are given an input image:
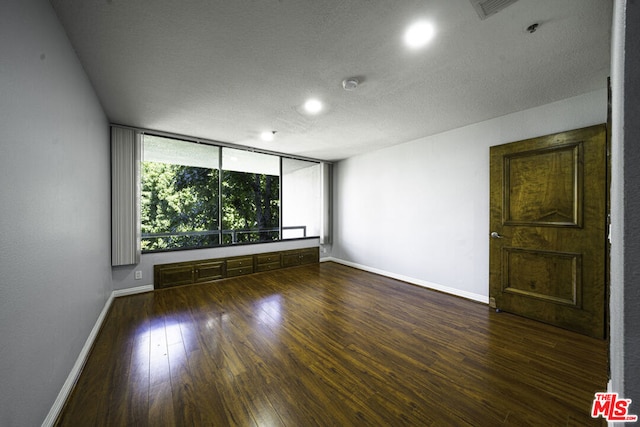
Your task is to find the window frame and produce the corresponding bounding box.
[139,130,326,253]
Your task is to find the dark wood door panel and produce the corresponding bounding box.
[502,247,581,307]
[154,264,194,289]
[504,143,582,227]
[282,247,319,267]
[490,124,607,338]
[194,260,224,282]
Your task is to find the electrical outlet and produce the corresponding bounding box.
[134,270,142,280]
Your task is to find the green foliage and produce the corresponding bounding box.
[222,171,280,244]
[141,162,279,251]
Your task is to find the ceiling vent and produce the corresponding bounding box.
[470,0,520,20]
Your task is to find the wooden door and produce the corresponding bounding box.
[489,124,607,338]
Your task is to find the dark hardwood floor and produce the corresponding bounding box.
[56,262,608,426]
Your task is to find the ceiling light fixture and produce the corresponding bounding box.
[404,21,435,49]
[304,98,323,114]
[260,130,276,142]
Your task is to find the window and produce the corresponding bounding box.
[141,134,324,252]
[282,158,321,239]
[141,135,220,251]
[221,148,280,244]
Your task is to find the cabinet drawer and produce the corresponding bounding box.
[227,257,253,269]
[194,260,224,282]
[256,252,281,266]
[226,265,254,277]
[256,261,281,272]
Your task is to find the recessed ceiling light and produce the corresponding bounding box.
[404,21,435,49]
[304,98,323,114]
[260,130,276,142]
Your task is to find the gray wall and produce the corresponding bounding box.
[609,0,625,399]
[622,0,640,410]
[0,0,112,425]
[609,0,640,411]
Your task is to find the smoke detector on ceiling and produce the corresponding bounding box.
[526,23,539,34]
[469,0,520,20]
[342,78,359,91]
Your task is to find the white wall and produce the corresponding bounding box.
[0,1,111,425]
[332,89,607,302]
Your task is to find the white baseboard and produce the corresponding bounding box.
[322,257,489,304]
[113,284,154,298]
[41,284,153,427]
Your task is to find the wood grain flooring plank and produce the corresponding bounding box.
[124,294,152,427]
[183,349,231,425]
[147,309,176,426]
[103,299,136,426]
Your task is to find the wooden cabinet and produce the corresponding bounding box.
[153,247,319,289]
[282,247,319,268]
[155,264,194,289]
[226,256,254,277]
[194,260,224,283]
[255,252,282,272]
[155,260,225,289]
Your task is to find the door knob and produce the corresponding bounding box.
[490,231,504,239]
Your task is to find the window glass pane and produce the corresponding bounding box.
[221,147,280,175]
[221,148,280,244]
[282,158,321,239]
[141,135,220,251]
[144,135,219,169]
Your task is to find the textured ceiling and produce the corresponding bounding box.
[50,0,612,161]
